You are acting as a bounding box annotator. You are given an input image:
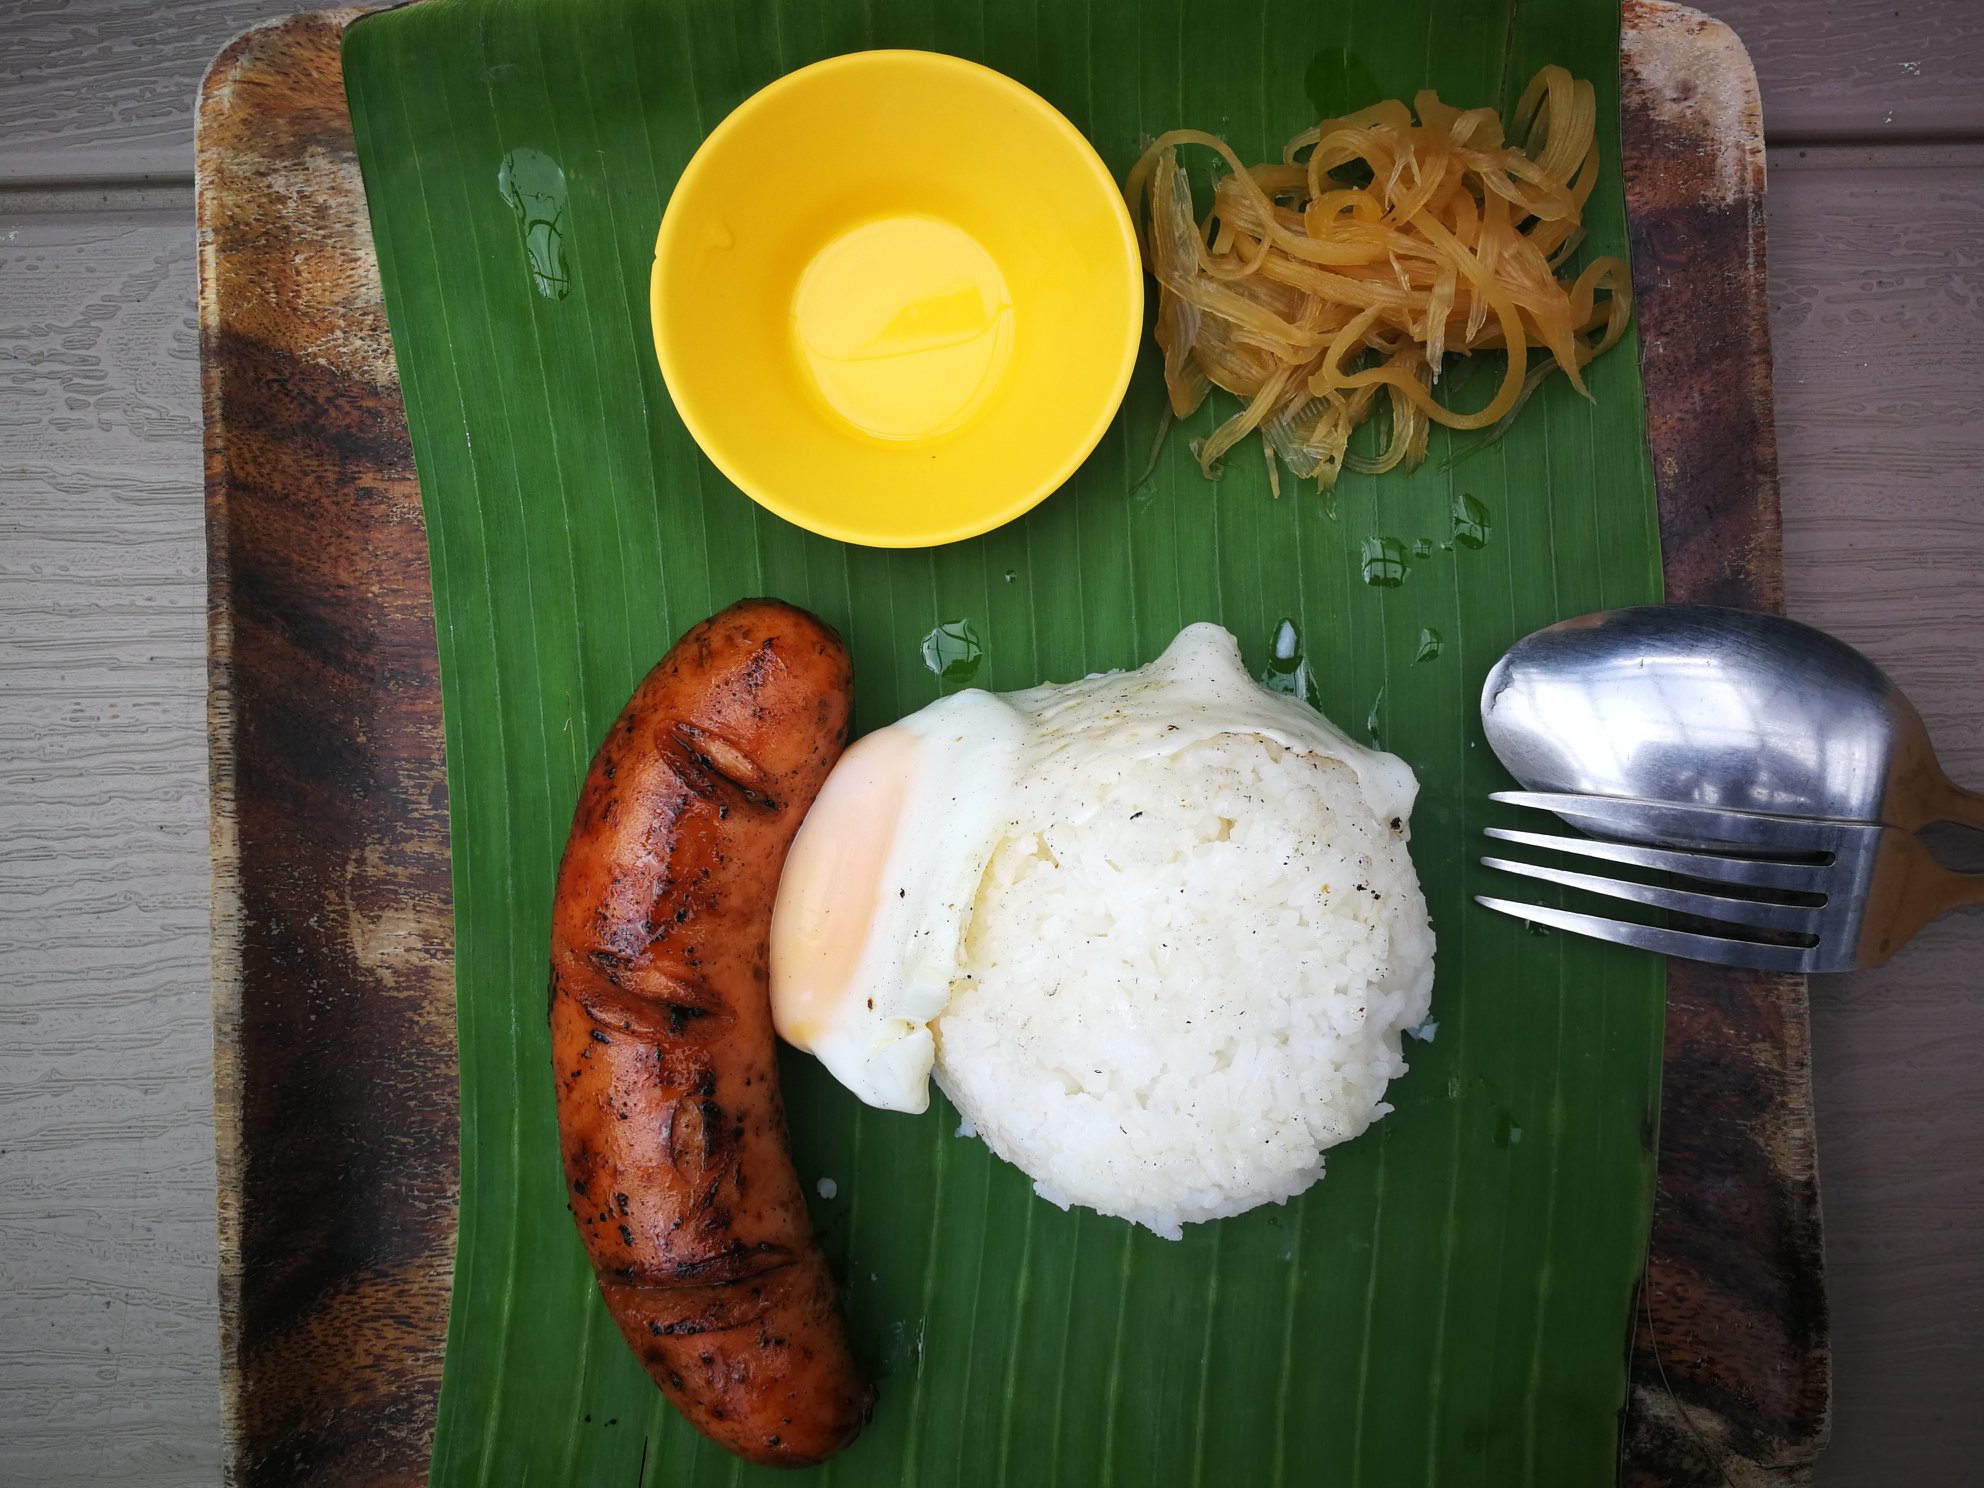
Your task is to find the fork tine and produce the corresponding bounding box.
[1480,854,1821,934]
[1489,790,1844,853]
[1482,826,1831,892]
[1474,895,1819,973]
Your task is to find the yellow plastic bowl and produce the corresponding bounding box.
[651,51,1143,548]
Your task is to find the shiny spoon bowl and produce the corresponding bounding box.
[1481,603,1984,834]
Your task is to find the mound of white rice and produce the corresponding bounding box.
[932,731,1435,1240]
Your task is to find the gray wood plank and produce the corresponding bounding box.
[0,0,295,184]
[0,203,220,1486]
[1711,0,1984,141]
[2,0,1982,184]
[1769,145,1984,1488]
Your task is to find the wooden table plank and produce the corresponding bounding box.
[1771,148,1984,749]
[0,0,288,183]
[1768,144,1984,1487]
[0,205,220,1485]
[1711,0,1984,141]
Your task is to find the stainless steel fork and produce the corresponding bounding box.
[1475,792,1984,972]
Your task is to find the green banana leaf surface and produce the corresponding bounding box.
[342,0,1666,1481]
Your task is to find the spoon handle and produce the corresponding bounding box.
[1875,833,1984,965]
[1932,774,1984,834]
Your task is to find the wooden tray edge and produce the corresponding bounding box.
[1620,3,1831,1482]
[201,11,457,1485]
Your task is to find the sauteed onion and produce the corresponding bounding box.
[1125,66,1633,492]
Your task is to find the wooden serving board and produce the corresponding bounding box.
[199,4,1828,1483]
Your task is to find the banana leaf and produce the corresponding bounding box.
[342,0,1665,1482]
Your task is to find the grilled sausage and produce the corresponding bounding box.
[549,599,870,1466]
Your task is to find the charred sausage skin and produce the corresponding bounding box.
[549,599,870,1466]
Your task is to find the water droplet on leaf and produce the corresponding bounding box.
[1360,536,1408,586]
[1450,492,1492,549]
[920,619,983,685]
[497,147,572,300]
[1260,617,1319,709]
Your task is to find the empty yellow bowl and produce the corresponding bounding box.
[650,50,1143,548]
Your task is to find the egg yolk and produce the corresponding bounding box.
[770,726,920,1047]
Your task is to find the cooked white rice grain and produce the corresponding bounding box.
[931,732,1434,1240]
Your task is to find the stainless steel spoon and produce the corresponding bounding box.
[1480,603,1984,835]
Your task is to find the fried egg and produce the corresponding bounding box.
[767,622,1423,1117]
